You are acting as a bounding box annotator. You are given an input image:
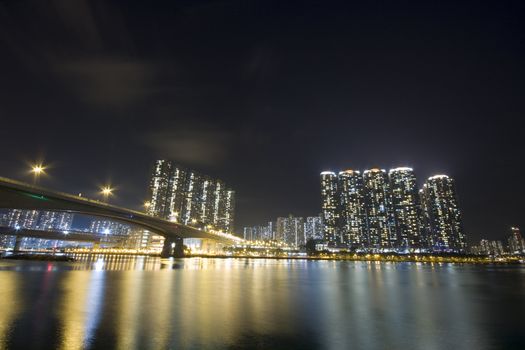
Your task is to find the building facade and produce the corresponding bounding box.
[275,215,306,247]
[148,160,235,233]
[304,216,324,241]
[363,168,397,251]
[320,166,468,253]
[421,175,467,253]
[89,219,131,236]
[508,227,524,254]
[338,170,367,250]
[320,171,339,246]
[0,209,75,249]
[389,167,422,251]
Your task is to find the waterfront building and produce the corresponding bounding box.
[5,209,39,229]
[420,175,467,253]
[37,211,74,231]
[244,216,320,245]
[218,189,235,233]
[0,210,75,249]
[267,221,275,240]
[148,160,174,219]
[485,239,505,256]
[242,222,276,241]
[242,226,267,241]
[363,168,396,251]
[147,160,235,233]
[304,216,324,241]
[276,215,305,247]
[338,170,366,250]
[508,227,524,255]
[243,227,254,241]
[471,239,505,256]
[389,167,422,251]
[2,209,73,231]
[320,171,340,246]
[418,188,432,250]
[89,219,131,236]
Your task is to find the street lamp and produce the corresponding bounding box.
[144,201,151,212]
[30,163,46,185]
[100,186,114,203]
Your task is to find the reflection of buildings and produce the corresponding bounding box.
[148,160,235,233]
[59,267,105,349]
[0,270,20,348]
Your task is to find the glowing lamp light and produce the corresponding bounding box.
[31,165,45,175]
[101,186,113,196]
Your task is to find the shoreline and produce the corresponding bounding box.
[186,254,524,265]
[2,250,523,265]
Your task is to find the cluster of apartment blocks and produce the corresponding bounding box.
[470,227,525,256]
[320,167,467,253]
[147,160,235,233]
[243,216,323,247]
[0,210,134,249]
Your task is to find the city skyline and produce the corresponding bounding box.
[1,1,524,241]
[319,167,466,252]
[0,160,520,244]
[1,2,525,349]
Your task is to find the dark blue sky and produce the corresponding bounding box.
[0,0,524,241]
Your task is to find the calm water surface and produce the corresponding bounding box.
[0,255,524,349]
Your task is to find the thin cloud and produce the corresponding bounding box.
[56,58,156,108]
[144,125,234,166]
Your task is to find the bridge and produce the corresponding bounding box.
[0,177,242,257]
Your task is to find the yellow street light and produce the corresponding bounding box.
[100,186,114,202]
[30,163,46,184]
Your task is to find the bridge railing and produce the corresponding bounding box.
[0,176,151,218]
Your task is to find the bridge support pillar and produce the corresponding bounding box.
[13,235,23,252]
[161,237,185,258]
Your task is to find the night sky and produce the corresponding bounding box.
[1,1,524,242]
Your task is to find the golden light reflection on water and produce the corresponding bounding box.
[115,269,143,350]
[0,257,523,349]
[0,271,20,349]
[58,269,105,350]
